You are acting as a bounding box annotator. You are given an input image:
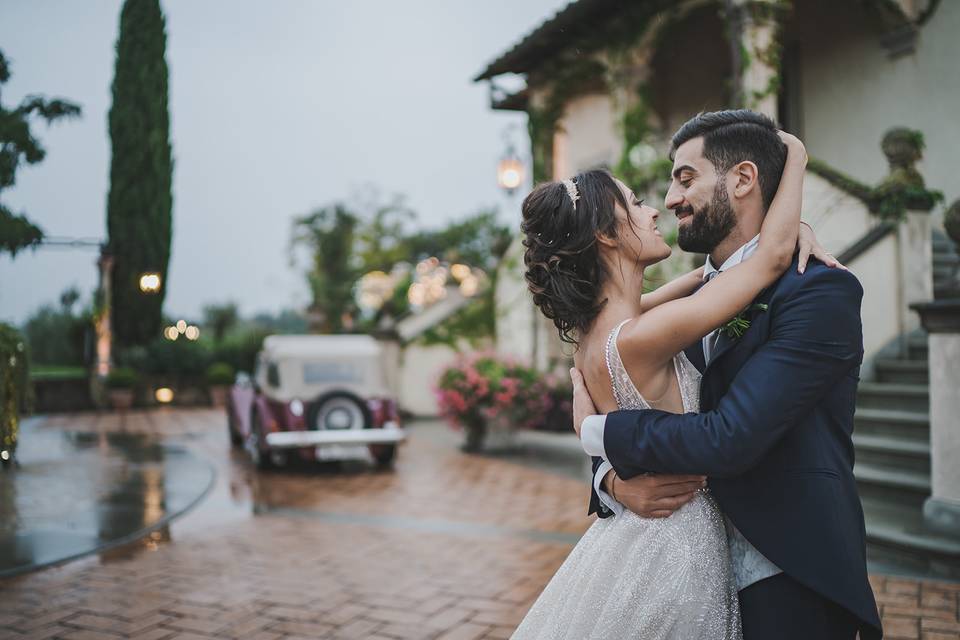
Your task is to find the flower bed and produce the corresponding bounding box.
[434,352,570,451]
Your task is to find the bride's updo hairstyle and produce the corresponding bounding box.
[521,169,631,345]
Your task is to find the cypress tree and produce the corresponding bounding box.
[106,0,173,349]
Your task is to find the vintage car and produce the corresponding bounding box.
[226,334,405,469]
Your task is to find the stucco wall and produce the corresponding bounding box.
[553,93,620,178]
[795,0,960,218]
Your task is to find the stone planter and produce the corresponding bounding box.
[208,385,229,408]
[108,388,135,411]
[461,418,519,453]
[461,419,487,453]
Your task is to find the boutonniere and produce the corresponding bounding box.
[720,303,769,339]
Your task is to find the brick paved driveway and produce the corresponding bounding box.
[1,409,958,639]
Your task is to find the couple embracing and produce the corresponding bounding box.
[512,110,882,640]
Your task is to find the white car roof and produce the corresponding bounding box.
[261,334,382,360]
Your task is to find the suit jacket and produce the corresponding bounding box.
[588,257,882,639]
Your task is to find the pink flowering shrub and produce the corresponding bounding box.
[434,352,556,432]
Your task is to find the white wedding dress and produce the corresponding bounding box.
[512,320,742,640]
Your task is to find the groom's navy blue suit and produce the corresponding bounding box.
[588,256,882,639]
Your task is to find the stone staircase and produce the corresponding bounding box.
[856,229,960,580]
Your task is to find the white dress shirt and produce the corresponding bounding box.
[582,235,782,591]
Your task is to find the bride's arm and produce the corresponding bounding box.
[640,224,842,313]
[619,132,807,367]
[639,267,704,312]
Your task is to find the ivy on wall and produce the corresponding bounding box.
[807,128,943,221]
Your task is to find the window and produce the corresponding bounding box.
[303,362,363,384]
[267,362,281,388]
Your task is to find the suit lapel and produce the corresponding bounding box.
[703,285,774,377]
[685,340,706,374]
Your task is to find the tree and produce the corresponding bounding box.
[291,205,360,333]
[406,209,511,269]
[0,50,81,257]
[106,0,173,349]
[202,302,239,343]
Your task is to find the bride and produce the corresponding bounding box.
[512,132,820,639]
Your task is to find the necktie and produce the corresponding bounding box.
[703,270,722,364]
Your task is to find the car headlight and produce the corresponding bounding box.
[289,398,304,417]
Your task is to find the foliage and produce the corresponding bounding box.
[107,0,173,349]
[416,290,496,350]
[352,193,417,272]
[0,323,30,459]
[205,362,235,386]
[807,128,943,224]
[405,210,511,271]
[434,352,554,432]
[202,302,239,343]
[0,49,82,257]
[291,204,360,333]
[209,326,270,375]
[22,287,90,366]
[292,195,510,338]
[944,199,960,246]
[105,366,139,389]
[29,365,87,381]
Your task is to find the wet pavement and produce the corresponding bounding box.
[0,417,215,578]
[0,409,958,639]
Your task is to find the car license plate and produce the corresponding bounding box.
[315,444,370,461]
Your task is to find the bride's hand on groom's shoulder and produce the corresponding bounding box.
[569,368,596,438]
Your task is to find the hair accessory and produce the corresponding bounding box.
[562,178,580,209]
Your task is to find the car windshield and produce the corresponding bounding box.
[302,361,364,384]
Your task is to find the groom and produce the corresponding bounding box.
[571,110,882,639]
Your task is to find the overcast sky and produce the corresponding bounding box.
[0,0,565,325]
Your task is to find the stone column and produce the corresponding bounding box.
[912,300,960,536]
[725,0,788,118]
[879,128,936,342]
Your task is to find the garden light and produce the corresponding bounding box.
[164,326,179,340]
[155,388,174,403]
[184,325,200,340]
[139,272,162,293]
[497,156,524,192]
[450,263,471,281]
[460,275,479,297]
[176,319,187,333]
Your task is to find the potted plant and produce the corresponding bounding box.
[434,352,553,452]
[205,361,235,407]
[105,367,139,410]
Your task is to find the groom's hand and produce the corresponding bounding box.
[569,367,596,438]
[606,470,706,518]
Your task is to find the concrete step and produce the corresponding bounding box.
[855,462,930,510]
[856,382,929,412]
[853,433,930,473]
[875,359,929,385]
[863,499,960,581]
[854,407,929,440]
[906,335,928,361]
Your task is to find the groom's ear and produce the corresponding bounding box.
[731,161,760,200]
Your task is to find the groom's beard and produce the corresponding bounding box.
[676,181,737,255]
